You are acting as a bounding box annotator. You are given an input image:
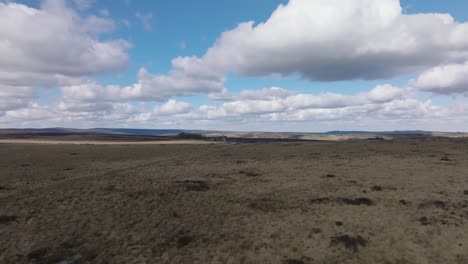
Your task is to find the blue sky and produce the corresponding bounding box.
[1,0,468,131]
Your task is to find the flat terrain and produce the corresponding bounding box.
[1,139,467,263]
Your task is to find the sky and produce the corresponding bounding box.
[1,0,468,132]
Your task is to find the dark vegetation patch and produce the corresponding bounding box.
[311,228,322,234]
[418,216,431,226]
[324,174,336,178]
[62,168,74,171]
[102,185,117,192]
[283,259,304,264]
[310,197,374,206]
[172,212,181,218]
[248,198,278,212]
[0,185,14,191]
[177,180,210,192]
[0,215,17,224]
[367,136,385,141]
[464,190,468,195]
[338,197,374,206]
[176,230,194,248]
[239,170,260,177]
[206,173,225,178]
[371,185,398,192]
[454,200,468,209]
[330,235,368,252]
[175,132,205,140]
[399,200,412,206]
[157,230,195,250]
[330,155,345,160]
[26,241,95,264]
[440,156,452,161]
[335,221,344,226]
[417,215,459,226]
[20,163,30,167]
[308,152,320,159]
[69,152,79,156]
[418,200,448,210]
[310,197,331,204]
[27,247,51,261]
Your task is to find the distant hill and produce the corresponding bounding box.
[323,130,432,135]
[97,128,188,136]
[0,128,190,136]
[0,128,466,140]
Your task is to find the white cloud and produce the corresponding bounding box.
[170,0,468,82]
[2,83,467,132]
[136,12,153,31]
[178,41,187,49]
[0,100,153,128]
[154,99,192,115]
[59,80,404,114]
[73,0,95,11]
[121,19,131,28]
[99,9,110,16]
[412,62,468,95]
[176,85,410,120]
[0,85,35,98]
[210,87,295,101]
[0,104,55,124]
[137,67,225,100]
[213,84,407,116]
[60,66,226,103]
[0,85,36,111]
[0,0,130,88]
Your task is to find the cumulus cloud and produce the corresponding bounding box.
[59,83,393,123]
[154,100,192,115]
[2,82,467,131]
[60,65,226,103]
[209,87,295,101]
[169,0,468,82]
[175,84,410,121]
[0,85,36,111]
[0,100,152,128]
[412,62,468,95]
[0,0,130,88]
[265,98,437,122]
[137,67,225,99]
[216,85,407,116]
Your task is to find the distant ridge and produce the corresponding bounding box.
[0,128,189,136]
[0,128,465,136]
[323,130,432,135]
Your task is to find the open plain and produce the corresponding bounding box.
[1,138,468,263]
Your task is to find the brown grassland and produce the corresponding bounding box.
[1,138,468,263]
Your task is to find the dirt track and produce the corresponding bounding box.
[1,139,467,263]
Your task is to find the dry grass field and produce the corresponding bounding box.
[1,139,468,263]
